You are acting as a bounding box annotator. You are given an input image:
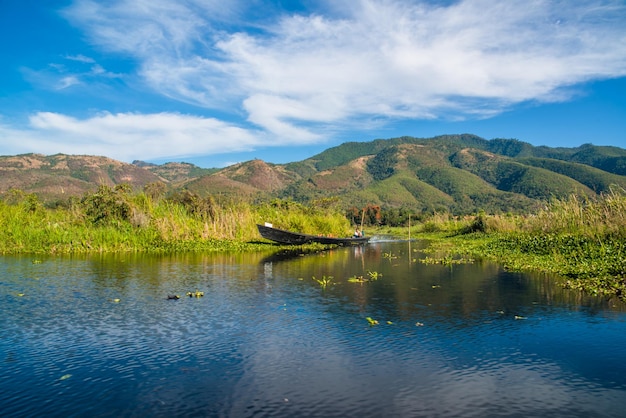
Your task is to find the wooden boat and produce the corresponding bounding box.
[257,223,369,246]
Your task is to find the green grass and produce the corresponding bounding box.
[0,188,352,254]
[408,188,626,301]
[3,185,625,303]
[421,232,625,301]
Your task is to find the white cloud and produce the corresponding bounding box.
[21,54,122,92]
[64,0,626,118]
[0,112,267,162]
[57,75,81,90]
[65,54,96,63]
[9,0,623,161]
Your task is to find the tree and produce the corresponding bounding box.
[81,184,132,225]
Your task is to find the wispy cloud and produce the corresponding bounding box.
[66,0,626,118]
[0,112,265,161]
[57,75,81,90]
[7,0,626,161]
[22,54,121,91]
[65,54,96,63]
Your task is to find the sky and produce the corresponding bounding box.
[1,0,625,168]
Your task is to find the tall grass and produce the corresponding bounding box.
[0,189,352,254]
[522,187,626,239]
[416,187,626,239]
[414,188,626,300]
[255,200,351,236]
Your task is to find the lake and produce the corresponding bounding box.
[2,241,626,417]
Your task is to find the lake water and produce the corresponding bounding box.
[2,241,626,417]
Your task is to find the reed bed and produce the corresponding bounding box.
[415,187,626,301]
[0,188,351,254]
[523,188,626,238]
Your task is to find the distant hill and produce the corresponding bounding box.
[2,135,625,215]
[184,159,299,196]
[0,154,165,202]
[132,160,217,183]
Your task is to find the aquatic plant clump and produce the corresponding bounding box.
[312,275,334,289]
[412,188,626,301]
[493,234,626,297]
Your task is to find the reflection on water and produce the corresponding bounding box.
[1,242,625,417]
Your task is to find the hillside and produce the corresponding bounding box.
[0,154,166,202]
[184,159,300,196]
[132,160,216,184]
[2,135,625,215]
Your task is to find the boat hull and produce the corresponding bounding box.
[257,224,369,246]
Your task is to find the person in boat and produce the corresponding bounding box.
[353,228,363,238]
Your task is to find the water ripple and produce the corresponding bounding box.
[2,249,626,418]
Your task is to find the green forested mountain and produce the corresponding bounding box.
[276,135,626,214]
[1,135,625,215]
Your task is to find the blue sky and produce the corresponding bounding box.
[1,0,625,168]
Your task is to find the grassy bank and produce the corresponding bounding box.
[405,188,626,301]
[2,185,624,301]
[0,186,352,254]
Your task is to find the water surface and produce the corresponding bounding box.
[2,241,625,417]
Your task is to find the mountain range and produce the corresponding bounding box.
[2,134,625,214]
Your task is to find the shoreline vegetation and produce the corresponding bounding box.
[398,188,626,303]
[1,185,624,301]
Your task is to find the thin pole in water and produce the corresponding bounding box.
[408,213,411,241]
[360,208,366,232]
[408,213,412,264]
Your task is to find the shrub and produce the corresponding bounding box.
[81,184,132,225]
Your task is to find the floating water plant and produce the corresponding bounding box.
[186,290,204,297]
[347,275,367,283]
[420,256,474,265]
[366,317,379,325]
[347,272,381,283]
[382,252,397,260]
[312,275,334,289]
